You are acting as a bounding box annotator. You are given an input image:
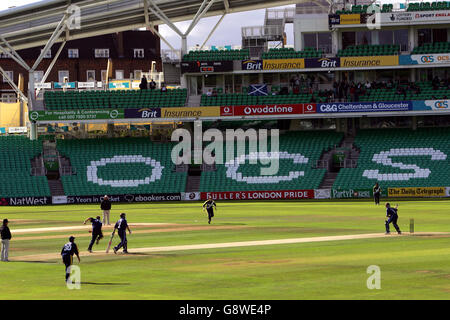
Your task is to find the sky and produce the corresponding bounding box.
[0,0,295,50]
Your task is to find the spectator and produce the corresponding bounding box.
[212,88,218,97]
[139,76,148,90]
[149,79,157,90]
[365,81,371,90]
[206,89,212,97]
[161,83,168,92]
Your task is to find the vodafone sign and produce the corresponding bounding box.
[220,104,317,117]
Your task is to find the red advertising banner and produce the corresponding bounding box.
[303,103,317,114]
[201,190,314,201]
[220,104,317,117]
[234,104,303,116]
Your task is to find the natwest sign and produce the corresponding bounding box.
[201,190,313,201]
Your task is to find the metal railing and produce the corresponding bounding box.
[314,160,329,169]
[339,159,358,168]
[161,49,182,62]
[31,167,46,176]
[59,166,75,176]
[242,25,285,39]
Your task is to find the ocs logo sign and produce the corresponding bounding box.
[434,101,449,109]
[420,56,434,63]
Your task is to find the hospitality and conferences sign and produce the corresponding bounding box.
[220,104,317,117]
[201,190,314,201]
[317,101,412,113]
[29,109,124,121]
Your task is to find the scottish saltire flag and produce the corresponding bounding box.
[248,84,268,96]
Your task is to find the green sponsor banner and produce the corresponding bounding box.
[332,189,387,199]
[29,109,124,121]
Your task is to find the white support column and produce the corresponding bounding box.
[32,15,68,71]
[185,0,218,37]
[200,13,227,50]
[147,0,184,37]
[36,40,67,96]
[0,36,31,71]
[181,35,188,56]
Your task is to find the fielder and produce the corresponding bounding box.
[61,236,81,283]
[83,216,104,253]
[385,203,402,235]
[202,197,217,224]
[113,213,132,254]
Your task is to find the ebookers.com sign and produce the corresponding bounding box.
[341,56,398,68]
[201,190,313,201]
[66,193,182,204]
[388,187,447,198]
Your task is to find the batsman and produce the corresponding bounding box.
[113,213,132,254]
[385,203,402,235]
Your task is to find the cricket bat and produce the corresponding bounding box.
[106,231,115,253]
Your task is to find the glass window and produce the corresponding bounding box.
[115,70,124,80]
[134,49,144,58]
[34,71,44,82]
[357,31,371,45]
[58,70,69,83]
[393,29,409,51]
[87,70,96,81]
[342,32,355,49]
[433,28,447,43]
[95,49,110,58]
[418,29,431,46]
[378,30,393,45]
[41,49,51,58]
[318,33,332,53]
[68,49,79,58]
[303,33,316,49]
[2,71,13,82]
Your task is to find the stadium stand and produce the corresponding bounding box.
[407,2,450,12]
[337,44,400,57]
[261,47,322,59]
[411,42,450,54]
[57,138,187,196]
[200,131,344,192]
[0,136,51,197]
[182,49,250,61]
[44,89,188,110]
[333,128,450,189]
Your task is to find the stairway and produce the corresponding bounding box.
[30,155,46,176]
[162,62,181,86]
[187,95,202,107]
[185,175,201,193]
[48,180,65,196]
[339,135,360,168]
[320,172,339,189]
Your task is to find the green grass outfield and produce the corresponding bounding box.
[0,200,449,300]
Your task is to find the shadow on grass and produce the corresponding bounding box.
[80,282,131,286]
[10,260,58,264]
